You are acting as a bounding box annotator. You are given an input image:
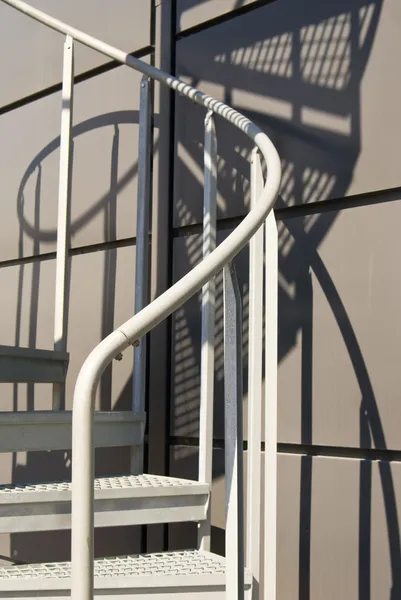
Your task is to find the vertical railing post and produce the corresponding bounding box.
[224,262,244,600]
[132,75,152,474]
[246,148,264,598]
[198,110,217,551]
[264,206,278,600]
[53,34,74,410]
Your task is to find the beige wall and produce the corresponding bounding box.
[177,0,260,31]
[0,0,151,107]
[170,1,401,599]
[170,447,401,600]
[171,201,401,449]
[0,64,149,261]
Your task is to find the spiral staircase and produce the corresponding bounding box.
[0,1,281,598]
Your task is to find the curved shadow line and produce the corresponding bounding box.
[16,110,160,244]
[283,212,401,597]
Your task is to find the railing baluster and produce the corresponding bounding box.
[224,262,244,600]
[53,34,74,410]
[131,75,152,474]
[247,148,264,598]
[198,110,217,551]
[264,206,278,600]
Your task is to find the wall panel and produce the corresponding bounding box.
[170,199,401,450]
[177,0,261,32]
[0,0,151,107]
[170,446,401,600]
[174,0,400,227]
[0,61,149,261]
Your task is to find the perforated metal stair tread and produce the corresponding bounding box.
[0,551,223,579]
[0,475,210,534]
[0,474,208,501]
[0,550,252,593]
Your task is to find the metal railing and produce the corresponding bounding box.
[1,1,281,599]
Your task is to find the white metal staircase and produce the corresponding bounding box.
[0,1,282,599]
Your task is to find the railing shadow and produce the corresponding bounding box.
[281,207,401,600]
[169,1,400,599]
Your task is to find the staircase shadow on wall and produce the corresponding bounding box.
[171,1,400,599]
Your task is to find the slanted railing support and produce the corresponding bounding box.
[224,262,245,600]
[53,34,74,410]
[132,75,152,474]
[198,110,217,551]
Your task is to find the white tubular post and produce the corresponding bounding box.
[198,110,217,551]
[53,34,74,410]
[247,148,264,598]
[224,262,244,600]
[264,208,278,600]
[132,75,152,474]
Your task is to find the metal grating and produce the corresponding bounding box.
[0,474,198,495]
[0,551,225,580]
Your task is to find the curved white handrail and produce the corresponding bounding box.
[2,1,282,598]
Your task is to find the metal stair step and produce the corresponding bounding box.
[0,550,251,598]
[0,475,210,533]
[0,410,145,453]
[0,346,69,383]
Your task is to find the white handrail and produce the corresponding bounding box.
[1,1,282,598]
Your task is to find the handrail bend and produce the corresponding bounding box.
[1,1,282,598]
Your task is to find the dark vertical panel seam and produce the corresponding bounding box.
[142,0,157,556]
[144,0,157,475]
